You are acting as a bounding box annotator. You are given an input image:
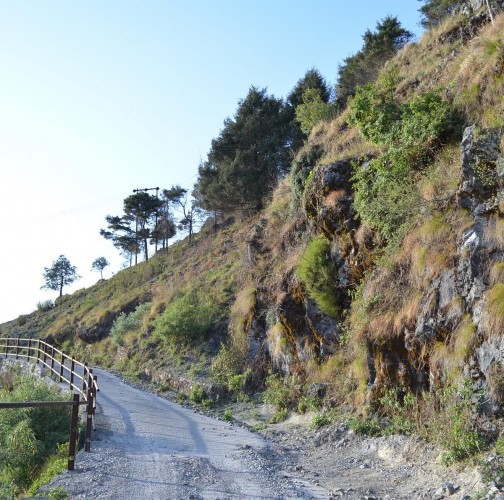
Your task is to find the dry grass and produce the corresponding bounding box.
[308,110,379,164]
[483,216,504,250]
[430,315,477,384]
[482,283,504,337]
[490,261,504,285]
[419,143,461,204]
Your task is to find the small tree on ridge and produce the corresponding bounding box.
[41,255,81,297]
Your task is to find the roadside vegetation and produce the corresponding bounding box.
[1,1,503,485]
[0,365,72,499]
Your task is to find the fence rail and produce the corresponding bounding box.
[0,337,99,470]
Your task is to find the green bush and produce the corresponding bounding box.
[348,414,382,436]
[0,370,71,498]
[348,76,457,242]
[378,388,416,436]
[353,153,419,242]
[422,380,484,465]
[297,395,322,414]
[189,385,208,405]
[110,302,151,346]
[295,88,333,135]
[290,148,323,204]
[296,236,340,317]
[154,291,219,345]
[263,371,291,410]
[37,300,55,312]
[268,408,289,424]
[311,413,331,428]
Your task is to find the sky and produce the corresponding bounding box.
[0,0,423,324]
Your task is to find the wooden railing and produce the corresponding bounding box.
[0,337,99,470]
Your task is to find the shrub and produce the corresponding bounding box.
[296,236,340,317]
[154,291,219,345]
[110,302,151,346]
[311,413,331,428]
[37,300,55,312]
[424,380,484,465]
[268,408,289,424]
[378,388,416,436]
[290,147,323,204]
[348,413,382,436]
[348,76,457,242]
[189,385,207,405]
[263,371,291,410]
[352,153,420,242]
[0,370,71,498]
[295,88,333,135]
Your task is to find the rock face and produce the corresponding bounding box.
[250,124,502,406]
[303,160,357,237]
[371,126,503,398]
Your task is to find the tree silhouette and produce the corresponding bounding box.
[41,255,80,297]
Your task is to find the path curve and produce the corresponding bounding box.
[45,369,330,499]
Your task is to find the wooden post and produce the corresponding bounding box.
[36,340,40,363]
[15,338,20,359]
[59,352,64,382]
[51,346,55,372]
[82,363,88,396]
[84,369,94,452]
[68,394,80,471]
[28,338,32,359]
[70,358,75,391]
[4,338,8,359]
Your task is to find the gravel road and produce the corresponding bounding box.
[43,369,330,499]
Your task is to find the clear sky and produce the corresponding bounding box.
[0,0,423,324]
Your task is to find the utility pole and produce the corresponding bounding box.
[133,187,160,259]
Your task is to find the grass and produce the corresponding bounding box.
[483,284,504,337]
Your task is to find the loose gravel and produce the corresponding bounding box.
[40,369,329,499]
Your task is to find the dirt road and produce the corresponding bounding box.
[44,369,330,499]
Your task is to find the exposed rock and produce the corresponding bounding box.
[305,299,340,356]
[438,11,491,45]
[77,311,116,343]
[458,125,503,211]
[303,159,357,238]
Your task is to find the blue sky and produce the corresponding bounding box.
[0,0,423,323]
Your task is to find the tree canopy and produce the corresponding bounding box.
[194,86,292,213]
[91,257,110,279]
[41,255,80,297]
[287,68,332,150]
[417,0,462,28]
[335,16,413,109]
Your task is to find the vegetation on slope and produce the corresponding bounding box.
[0,366,71,499]
[1,2,503,477]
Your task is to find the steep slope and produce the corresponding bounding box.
[1,6,503,471]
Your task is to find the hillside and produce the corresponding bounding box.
[2,2,504,485]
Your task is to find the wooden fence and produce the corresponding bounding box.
[0,337,99,470]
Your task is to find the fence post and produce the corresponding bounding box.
[51,346,55,373]
[4,338,8,359]
[59,351,64,383]
[68,394,80,471]
[70,358,75,391]
[15,338,20,359]
[28,338,32,359]
[82,363,88,394]
[84,369,94,452]
[36,340,40,364]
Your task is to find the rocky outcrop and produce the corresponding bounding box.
[369,125,503,399]
[303,160,357,238]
